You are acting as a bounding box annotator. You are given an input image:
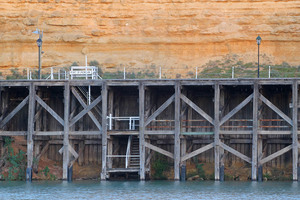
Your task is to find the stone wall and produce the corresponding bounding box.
[0,0,299,77]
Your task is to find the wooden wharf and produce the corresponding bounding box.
[0,78,299,181]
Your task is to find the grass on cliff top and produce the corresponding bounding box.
[198,60,300,78]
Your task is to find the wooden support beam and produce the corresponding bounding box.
[220,93,253,126]
[71,87,102,132]
[101,82,108,180]
[63,82,70,180]
[252,82,258,181]
[145,142,174,159]
[139,83,146,180]
[292,80,298,181]
[145,94,175,126]
[220,142,251,163]
[220,130,252,135]
[0,96,29,129]
[35,131,63,136]
[174,81,180,180]
[35,95,64,126]
[259,145,292,165]
[69,94,102,127]
[180,94,214,125]
[181,143,214,162]
[145,130,174,135]
[214,83,220,180]
[26,83,35,182]
[0,131,26,136]
[259,93,293,126]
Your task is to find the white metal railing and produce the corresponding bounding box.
[69,66,101,80]
[125,136,132,168]
[107,114,139,130]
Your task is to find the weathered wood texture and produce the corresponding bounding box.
[0,79,298,181]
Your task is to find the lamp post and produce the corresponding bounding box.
[33,29,43,79]
[256,35,261,78]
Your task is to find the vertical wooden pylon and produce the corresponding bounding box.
[214,82,220,181]
[292,80,298,181]
[26,83,35,182]
[174,81,181,180]
[252,82,258,181]
[219,87,225,181]
[101,81,108,180]
[139,82,145,180]
[63,82,70,180]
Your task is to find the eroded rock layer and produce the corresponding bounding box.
[0,0,299,77]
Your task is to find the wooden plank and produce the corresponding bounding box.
[63,82,70,180]
[0,131,26,136]
[292,80,298,180]
[252,82,258,181]
[181,143,214,162]
[259,145,292,165]
[0,96,29,129]
[35,131,63,136]
[71,87,102,132]
[220,142,251,163]
[69,131,101,135]
[220,93,253,126]
[145,94,175,126]
[230,139,252,144]
[180,93,214,125]
[145,130,174,135]
[101,82,108,180]
[259,131,291,135]
[214,83,220,180]
[259,93,293,126]
[145,142,174,159]
[174,81,180,180]
[139,83,145,180]
[220,130,252,135]
[35,95,64,126]
[26,83,35,182]
[69,94,102,127]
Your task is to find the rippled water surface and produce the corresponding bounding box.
[0,181,300,200]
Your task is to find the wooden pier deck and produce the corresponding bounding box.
[0,78,299,181]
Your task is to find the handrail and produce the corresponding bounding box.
[125,135,132,168]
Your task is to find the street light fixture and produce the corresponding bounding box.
[33,29,43,79]
[256,35,262,78]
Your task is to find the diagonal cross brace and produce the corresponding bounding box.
[220,142,251,163]
[71,87,102,132]
[145,142,174,159]
[69,91,102,128]
[181,142,214,162]
[35,95,64,126]
[259,93,293,126]
[0,96,29,129]
[220,93,253,126]
[145,94,175,126]
[180,94,214,125]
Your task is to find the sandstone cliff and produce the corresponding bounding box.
[0,0,299,77]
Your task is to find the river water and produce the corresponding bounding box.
[0,181,299,200]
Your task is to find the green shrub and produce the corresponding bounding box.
[152,153,170,180]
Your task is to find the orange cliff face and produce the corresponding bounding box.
[0,0,299,77]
